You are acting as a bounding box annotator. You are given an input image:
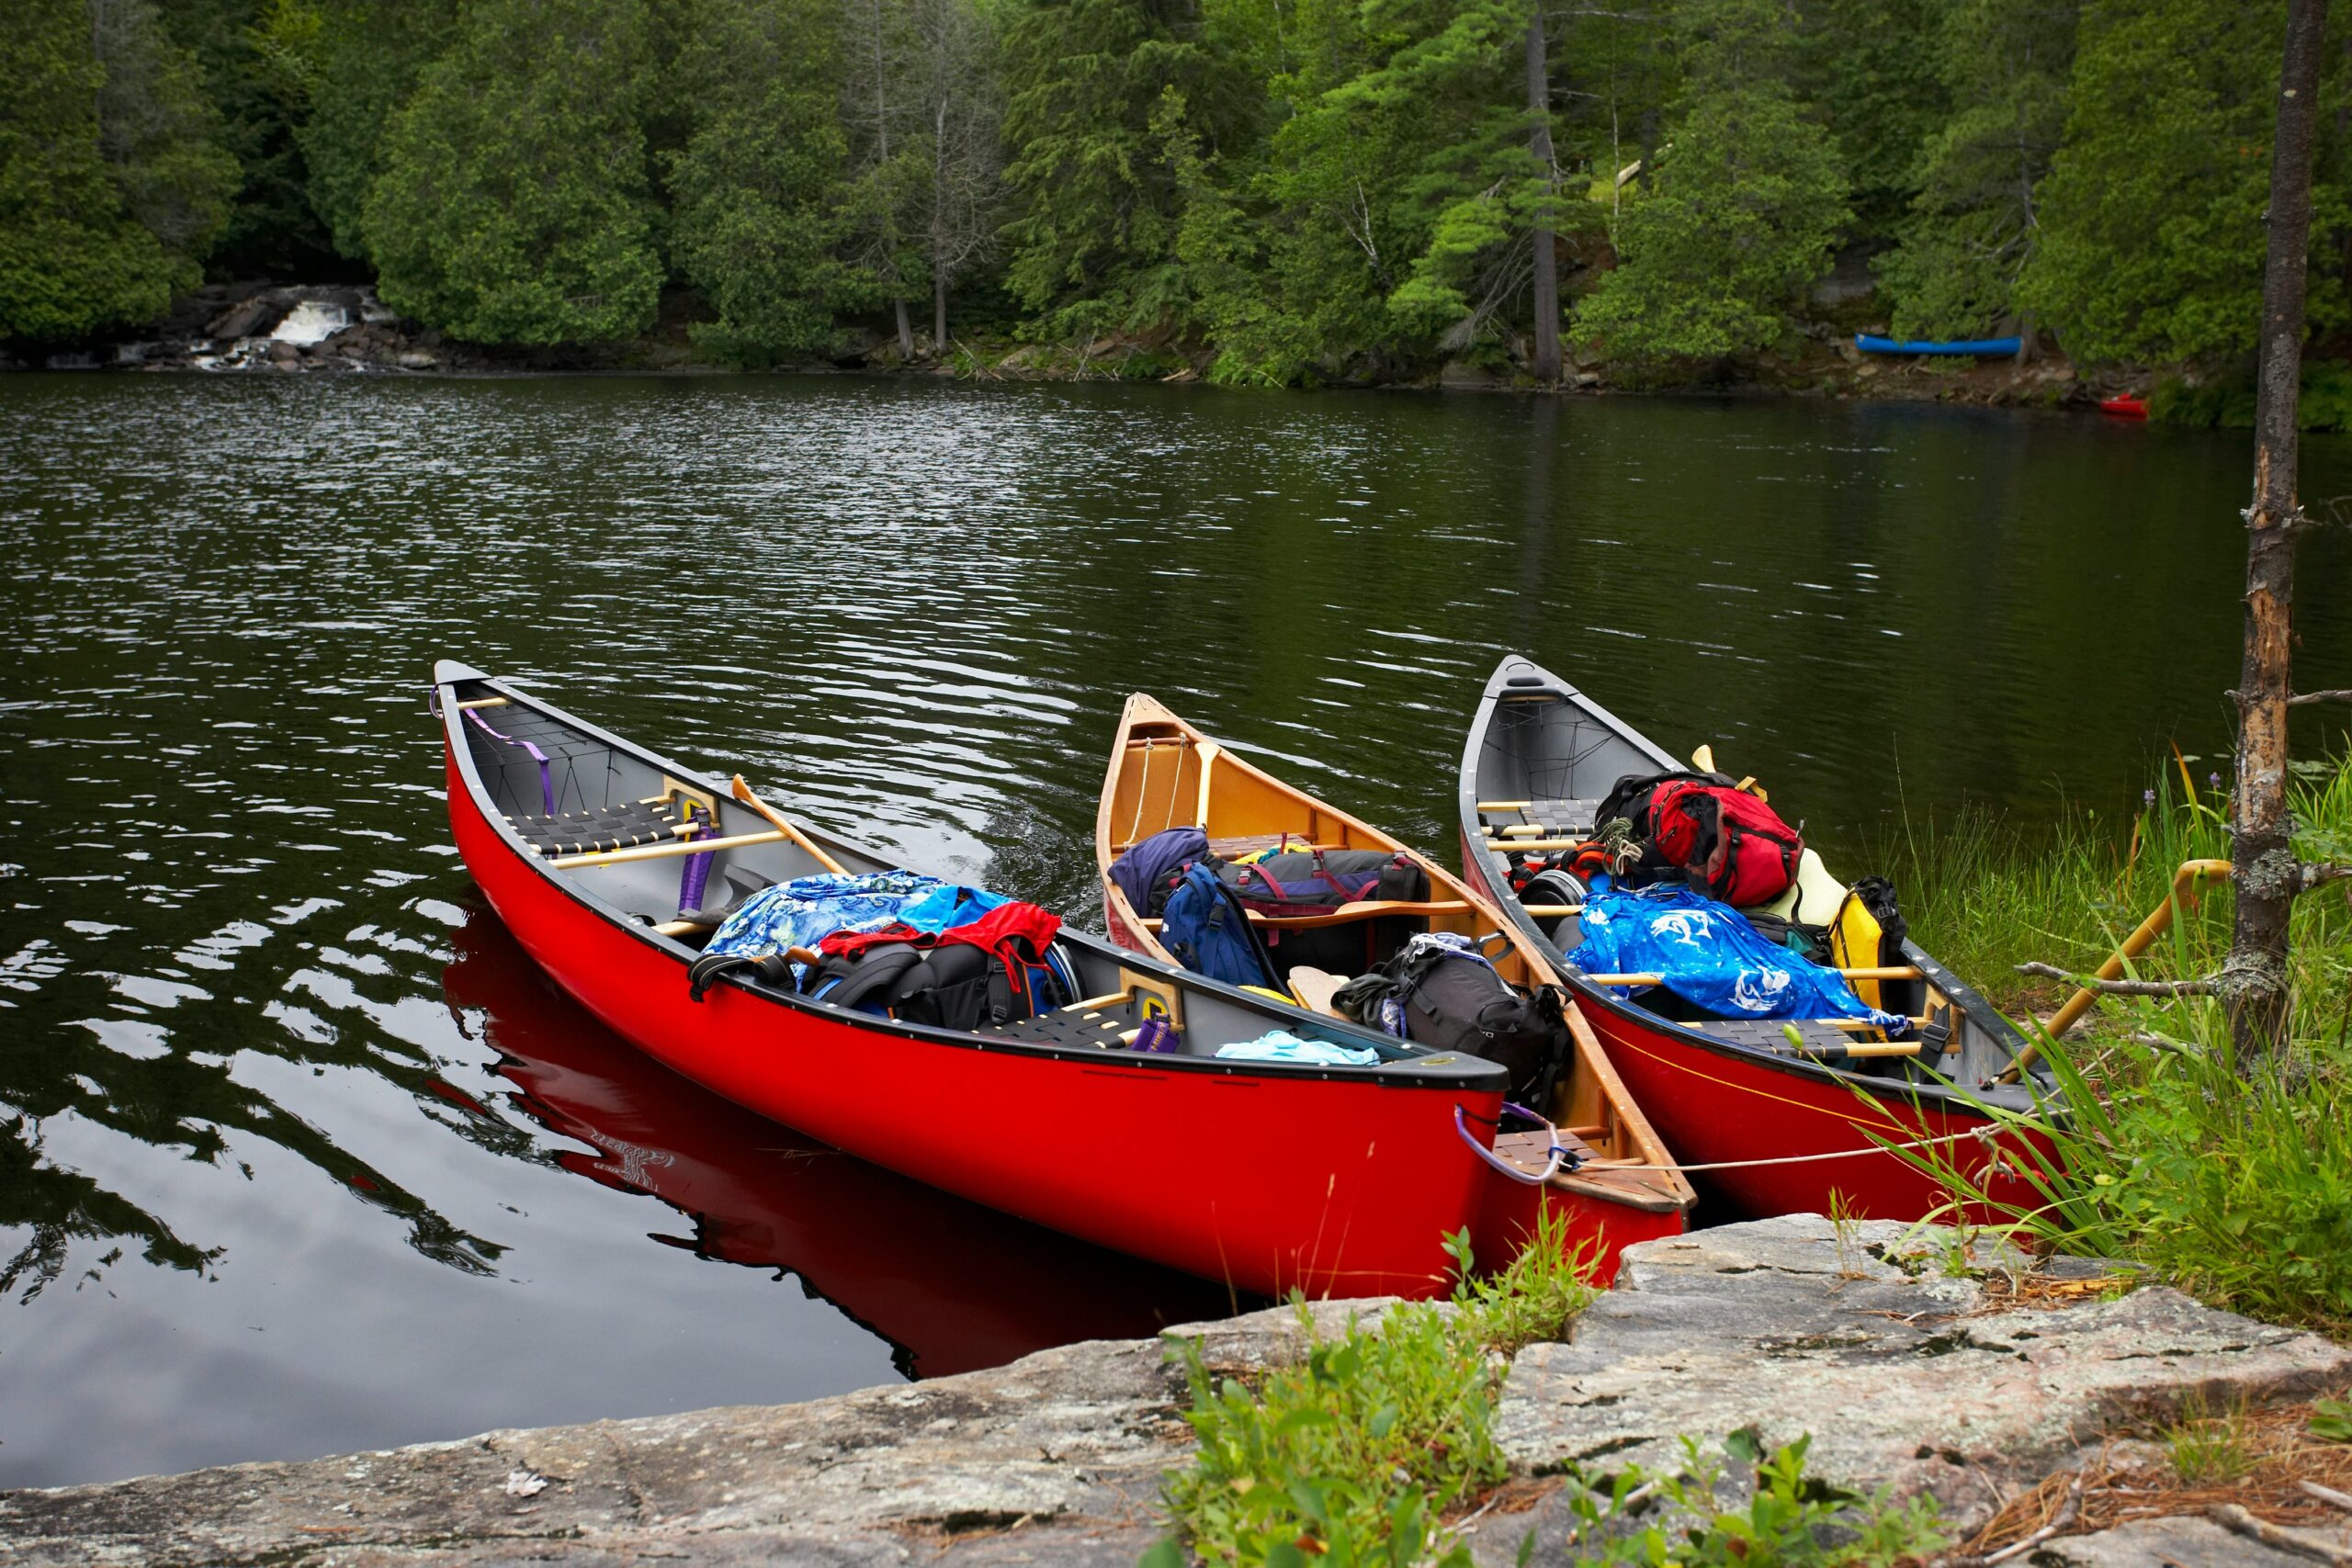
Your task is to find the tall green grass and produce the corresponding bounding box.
[1878,754,2352,1336]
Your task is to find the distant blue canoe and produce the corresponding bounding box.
[1855,333,2022,357]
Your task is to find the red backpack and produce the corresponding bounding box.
[1643,779,1804,907]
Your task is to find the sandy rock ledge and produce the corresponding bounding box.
[6,1219,2346,1568]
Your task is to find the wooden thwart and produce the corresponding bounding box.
[552,828,786,870]
[1142,898,1472,931]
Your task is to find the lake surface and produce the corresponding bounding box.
[3,375,2346,1488]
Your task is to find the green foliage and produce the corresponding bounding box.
[2165,1398,2255,1485]
[281,0,458,262]
[1796,0,1948,238]
[162,0,334,276]
[1159,1301,1503,1567]
[2021,0,2348,364]
[364,0,662,344]
[1443,1201,1601,1355]
[1562,1432,1950,1567]
[1576,0,1850,366]
[666,0,863,361]
[999,0,1232,335]
[0,0,225,343]
[1874,0,2078,341]
[1883,757,2352,1337]
[2311,1396,2352,1442]
[2148,361,2352,431]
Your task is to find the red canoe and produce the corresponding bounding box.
[443,912,1238,1374]
[2099,394,2149,419]
[435,660,1520,1300]
[1095,694,1694,1279]
[1457,657,2056,1223]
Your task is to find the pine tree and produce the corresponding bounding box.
[1574,0,1849,361]
[0,0,233,343]
[667,0,863,361]
[162,0,334,276]
[365,0,662,344]
[1000,0,1237,333]
[2020,0,2346,364]
[284,0,458,264]
[1873,0,2078,342]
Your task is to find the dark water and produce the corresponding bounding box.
[2,376,2346,1488]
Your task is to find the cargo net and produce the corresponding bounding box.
[1477,703,1623,842]
[459,700,632,823]
[510,797,695,859]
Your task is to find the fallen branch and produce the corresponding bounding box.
[2015,962,2220,998]
[2301,1479,2352,1513]
[2298,862,2352,894]
[2289,689,2352,705]
[2210,1501,2352,1564]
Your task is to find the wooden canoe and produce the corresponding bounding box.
[1457,654,2056,1222]
[1095,693,1694,1277]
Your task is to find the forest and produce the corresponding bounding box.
[1,0,2344,385]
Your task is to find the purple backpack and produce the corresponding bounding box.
[1109,826,1209,917]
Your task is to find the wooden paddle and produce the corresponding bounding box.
[729,775,846,875]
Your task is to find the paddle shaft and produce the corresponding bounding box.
[729,774,847,875]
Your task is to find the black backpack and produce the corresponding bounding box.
[1334,942,1570,1106]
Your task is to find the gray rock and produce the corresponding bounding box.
[8,1223,2345,1567]
[207,299,284,339]
[399,351,440,371]
[1440,360,1501,389]
[1497,1215,2352,1536]
[2036,1513,2321,1566]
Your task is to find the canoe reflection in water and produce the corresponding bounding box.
[442,907,1247,1379]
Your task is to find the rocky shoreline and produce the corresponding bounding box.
[6,1216,2346,1567]
[2,283,2142,414]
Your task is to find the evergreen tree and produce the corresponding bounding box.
[2020,0,2345,363]
[1796,0,1948,240]
[1873,0,2077,342]
[285,0,459,263]
[365,0,662,344]
[162,0,334,277]
[1575,0,1849,361]
[1000,0,1237,333]
[668,0,862,361]
[0,0,233,344]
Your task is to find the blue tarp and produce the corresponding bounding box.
[702,873,1011,964]
[1567,880,1908,1032]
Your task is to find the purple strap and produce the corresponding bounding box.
[678,810,715,914]
[465,706,553,814]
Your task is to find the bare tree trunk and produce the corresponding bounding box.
[934,271,948,349]
[2230,0,2329,1064]
[1526,8,1561,385]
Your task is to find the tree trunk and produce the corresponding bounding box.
[1525,9,1561,385]
[895,296,914,359]
[2229,0,2329,1064]
[934,270,948,351]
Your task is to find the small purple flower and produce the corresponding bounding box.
[2143,788,2156,807]
[2210,772,2222,789]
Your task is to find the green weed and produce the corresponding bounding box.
[1444,1201,1604,1354]
[2166,1395,2256,1485]
[2311,1396,2352,1443]
[1561,1431,1949,1567]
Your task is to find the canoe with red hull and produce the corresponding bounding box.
[435,660,1514,1301]
[1457,656,2057,1223]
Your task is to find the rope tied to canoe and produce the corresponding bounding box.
[1631,1123,1996,1176]
[1454,1101,1585,1185]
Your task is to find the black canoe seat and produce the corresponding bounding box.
[508,798,694,859]
[1690,1018,1878,1055]
[1480,796,1605,842]
[985,1000,1143,1050]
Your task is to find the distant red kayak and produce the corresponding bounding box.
[2099,395,2149,420]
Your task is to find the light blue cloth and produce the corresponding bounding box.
[1567,880,1908,1032]
[702,872,1008,962]
[1215,1030,1383,1066]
